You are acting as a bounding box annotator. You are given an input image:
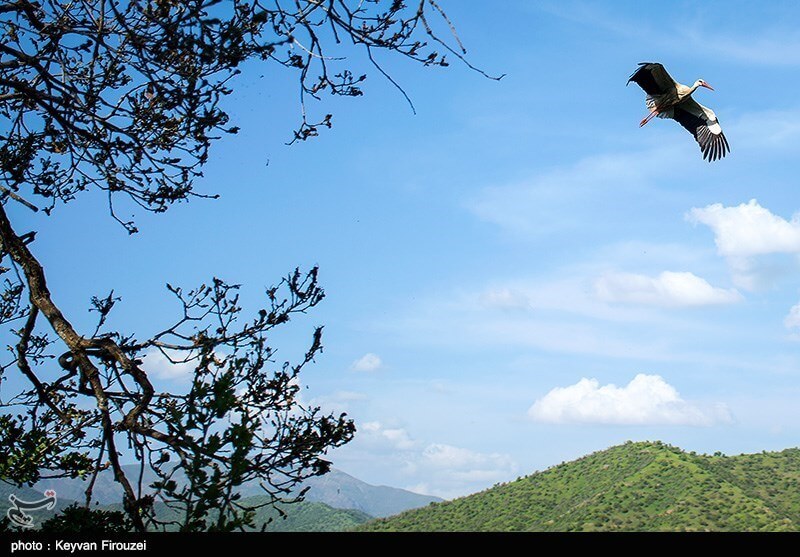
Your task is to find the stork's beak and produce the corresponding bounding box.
[701,82,715,91]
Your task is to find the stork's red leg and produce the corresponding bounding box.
[639,109,659,127]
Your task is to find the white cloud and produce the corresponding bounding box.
[406,483,435,497]
[422,444,516,482]
[350,353,383,372]
[594,271,742,307]
[142,349,197,381]
[347,421,517,499]
[784,302,800,331]
[480,287,532,311]
[528,374,732,426]
[687,200,800,258]
[371,264,773,371]
[688,200,800,290]
[361,421,416,450]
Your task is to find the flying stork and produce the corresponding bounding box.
[628,62,730,162]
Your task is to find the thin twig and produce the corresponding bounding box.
[0,186,39,212]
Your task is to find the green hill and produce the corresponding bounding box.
[250,499,372,532]
[360,441,800,532]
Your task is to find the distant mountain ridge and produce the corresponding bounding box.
[361,441,800,532]
[297,468,441,518]
[35,466,440,519]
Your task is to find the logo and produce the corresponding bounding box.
[7,489,57,528]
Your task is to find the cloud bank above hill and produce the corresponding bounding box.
[528,374,732,426]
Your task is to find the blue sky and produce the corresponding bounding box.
[14,1,800,499]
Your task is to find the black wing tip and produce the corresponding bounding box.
[627,62,652,82]
[672,105,730,162]
[633,62,660,71]
[701,134,730,162]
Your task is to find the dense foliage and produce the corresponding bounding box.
[39,504,134,533]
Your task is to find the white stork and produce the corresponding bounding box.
[628,62,730,162]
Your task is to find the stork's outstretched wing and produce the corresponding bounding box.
[627,63,677,95]
[668,98,730,161]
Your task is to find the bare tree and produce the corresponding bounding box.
[0,0,486,531]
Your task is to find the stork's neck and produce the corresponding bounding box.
[675,81,701,99]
